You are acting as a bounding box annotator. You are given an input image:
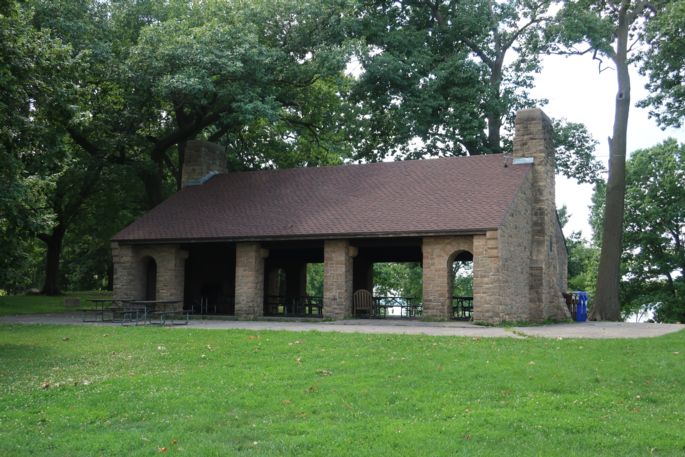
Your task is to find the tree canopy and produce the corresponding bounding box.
[0,0,674,309]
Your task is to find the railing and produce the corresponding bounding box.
[191,297,235,316]
[373,296,422,318]
[452,296,473,320]
[264,295,323,317]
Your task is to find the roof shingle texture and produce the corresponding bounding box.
[113,154,531,242]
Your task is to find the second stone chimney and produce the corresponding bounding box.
[181,140,227,187]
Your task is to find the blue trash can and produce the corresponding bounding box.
[575,291,588,322]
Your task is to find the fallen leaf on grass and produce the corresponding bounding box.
[158,447,167,453]
[282,399,292,405]
[316,369,332,376]
[41,381,50,389]
[295,357,302,365]
[247,335,258,340]
[62,337,69,341]
[528,361,536,365]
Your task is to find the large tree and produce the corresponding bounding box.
[4,0,359,294]
[552,0,664,320]
[621,140,685,322]
[352,0,602,182]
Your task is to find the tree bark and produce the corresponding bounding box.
[591,9,631,321]
[39,224,66,296]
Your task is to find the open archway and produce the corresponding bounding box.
[449,250,473,320]
[143,256,157,301]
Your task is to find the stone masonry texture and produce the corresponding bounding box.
[422,236,474,319]
[112,242,188,310]
[235,242,267,318]
[512,108,569,322]
[324,240,354,319]
[181,140,227,188]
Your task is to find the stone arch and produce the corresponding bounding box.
[141,256,157,301]
[422,236,474,318]
[448,250,474,320]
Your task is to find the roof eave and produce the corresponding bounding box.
[112,228,496,245]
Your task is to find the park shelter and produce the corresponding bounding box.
[111,109,570,323]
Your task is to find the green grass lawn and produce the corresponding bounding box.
[0,325,683,456]
[0,291,112,316]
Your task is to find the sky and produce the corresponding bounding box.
[531,54,685,239]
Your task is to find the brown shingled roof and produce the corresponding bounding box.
[113,154,531,243]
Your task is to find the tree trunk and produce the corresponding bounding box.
[39,224,66,296]
[486,60,504,154]
[591,13,630,321]
[486,110,502,154]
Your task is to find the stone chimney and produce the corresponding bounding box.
[512,108,568,321]
[181,140,227,187]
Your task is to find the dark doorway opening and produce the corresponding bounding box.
[144,257,157,301]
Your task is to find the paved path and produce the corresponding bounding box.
[1,313,682,339]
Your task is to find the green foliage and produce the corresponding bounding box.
[566,232,600,294]
[590,140,685,322]
[638,0,685,128]
[1,0,360,293]
[452,261,474,296]
[1,325,684,455]
[352,0,550,157]
[0,1,81,292]
[622,139,685,322]
[305,263,324,297]
[552,119,603,183]
[373,263,423,299]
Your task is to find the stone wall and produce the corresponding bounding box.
[181,140,227,188]
[512,108,569,321]
[323,240,354,318]
[471,232,503,323]
[235,242,267,318]
[422,236,474,319]
[111,242,188,310]
[496,171,533,322]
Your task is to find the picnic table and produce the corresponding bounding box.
[124,299,188,326]
[80,298,116,322]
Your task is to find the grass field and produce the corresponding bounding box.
[0,291,112,316]
[0,325,683,456]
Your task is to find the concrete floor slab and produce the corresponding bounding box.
[1,313,682,339]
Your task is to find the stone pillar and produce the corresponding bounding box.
[154,245,189,308]
[422,236,474,319]
[513,108,568,321]
[323,240,355,319]
[181,140,227,187]
[112,242,143,302]
[235,242,267,318]
[471,232,502,323]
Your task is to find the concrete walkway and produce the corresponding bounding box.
[1,313,683,339]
